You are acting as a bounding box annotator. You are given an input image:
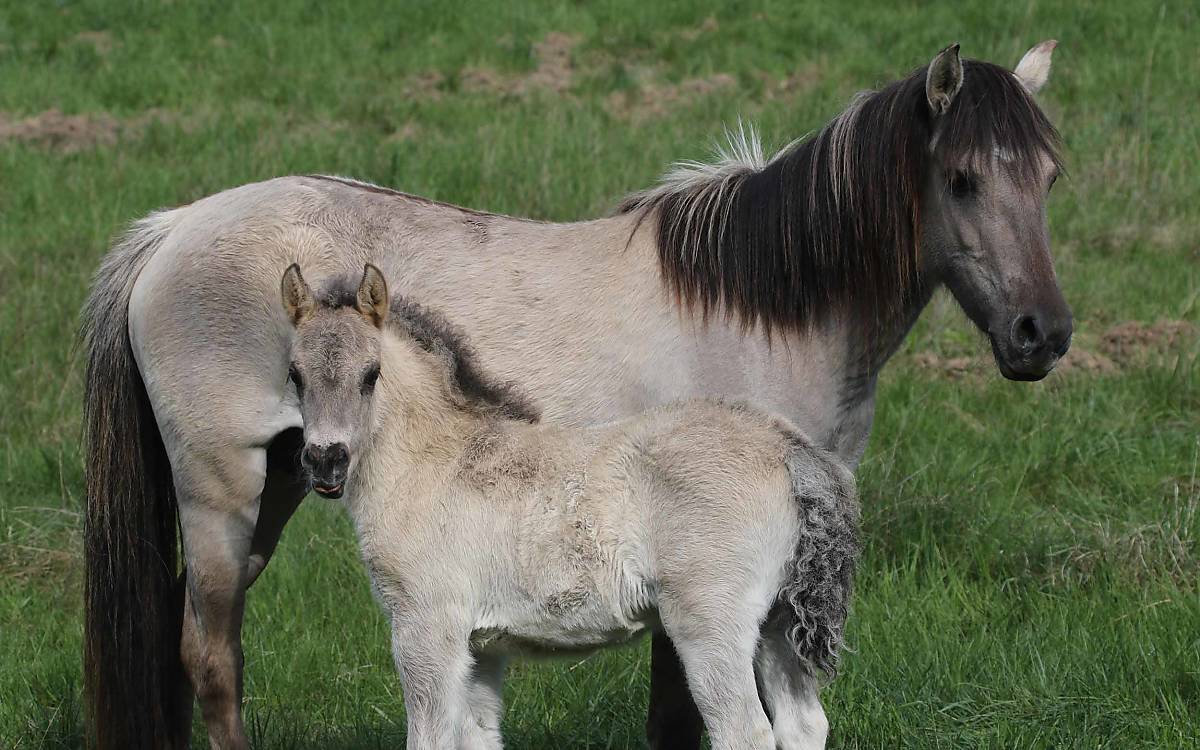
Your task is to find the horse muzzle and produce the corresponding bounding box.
[990,309,1073,381]
[303,442,349,499]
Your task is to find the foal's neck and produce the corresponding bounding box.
[368,333,486,473]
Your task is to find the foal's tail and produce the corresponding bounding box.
[82,210,187,750]
[778,432,861,678]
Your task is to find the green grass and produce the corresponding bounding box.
[1,0,1198,747]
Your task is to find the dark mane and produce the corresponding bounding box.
[388,298,540,423]
[313,274,538,422]
[620,59,1062,334]
[314,274,361,310]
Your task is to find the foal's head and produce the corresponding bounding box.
[281,263,387,499]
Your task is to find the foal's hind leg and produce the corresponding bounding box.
[754,613,828,750]
[658,595,776,750]
[463,653,506,749]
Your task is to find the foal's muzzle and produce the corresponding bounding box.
[303,442,349,498]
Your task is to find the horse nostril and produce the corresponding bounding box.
[330,443,349,469]
[1012,314,1046,355]
[302,444,321,468]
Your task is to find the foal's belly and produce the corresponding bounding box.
[469,590,658,659]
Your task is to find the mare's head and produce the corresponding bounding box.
[628,41,1071,380]
[281,263,388,499]
[917,41,1071,379]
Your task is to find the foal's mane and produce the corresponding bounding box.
[620,59,1062,334]
[314,275,539,422]
[387,298,540,423]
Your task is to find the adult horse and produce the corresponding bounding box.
[83,42,1069,749]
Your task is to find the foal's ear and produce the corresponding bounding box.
[1013,40,1056,95]
[926,43,963,117]
[281,264,315,325]
[356,264,388,327]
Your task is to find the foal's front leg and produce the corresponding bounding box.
[391,614,476,750]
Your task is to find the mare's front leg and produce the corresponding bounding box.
[246,428,307,587]
[647,632,705,750]
[390,610,476,750]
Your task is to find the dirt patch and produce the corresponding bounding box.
[0,109,121,152]
[522,31,579,93]
[1100,319,1196,365]
[755,63,825,101]
[385,121,421,143]
[605,72,738,122]
[403,69,447,101]
[412,32,582,100]
[907,319,1194,380]
[1051,347,1118,376]
[459,66,506,94]
[0,108,198,152]
[679,16,719,41]
[70,30,115,56]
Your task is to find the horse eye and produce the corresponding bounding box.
[1048,173,1059,192]
[947,170,977,198]
[362,365,381,393]
[288,364,304,394]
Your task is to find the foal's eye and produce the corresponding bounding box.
[947,170,977,199]
[288,364,304,395]
[361,365,381,394]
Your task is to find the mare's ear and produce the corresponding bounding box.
[1013,40,1056,94]
[356,264,388,327]
[926,43,963,117]
[281,263,314,325]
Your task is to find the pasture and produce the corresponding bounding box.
[1,1,1197,747]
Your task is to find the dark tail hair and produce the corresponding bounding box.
[82,211,189,749]
[778,434,861,678]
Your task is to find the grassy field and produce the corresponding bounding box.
[2,0,1198,747]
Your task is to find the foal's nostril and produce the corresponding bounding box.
[1011,314,1046,355]
[330,443,349,467]
[302,444,321,469]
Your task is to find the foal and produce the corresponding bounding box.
[282,263,860,750]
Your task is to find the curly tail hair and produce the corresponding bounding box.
[778,433,861,677]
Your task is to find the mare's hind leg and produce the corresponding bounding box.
[754,612,828,750]
[175,448,267,750]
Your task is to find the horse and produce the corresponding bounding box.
[280,261,860,750]
[82,41,1069,749]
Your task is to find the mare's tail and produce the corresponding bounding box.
[81,210,188,749]
[777,432,861,677]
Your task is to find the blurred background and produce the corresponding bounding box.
[0,1,1196,747]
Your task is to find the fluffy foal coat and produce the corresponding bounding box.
[282,265,860,750]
